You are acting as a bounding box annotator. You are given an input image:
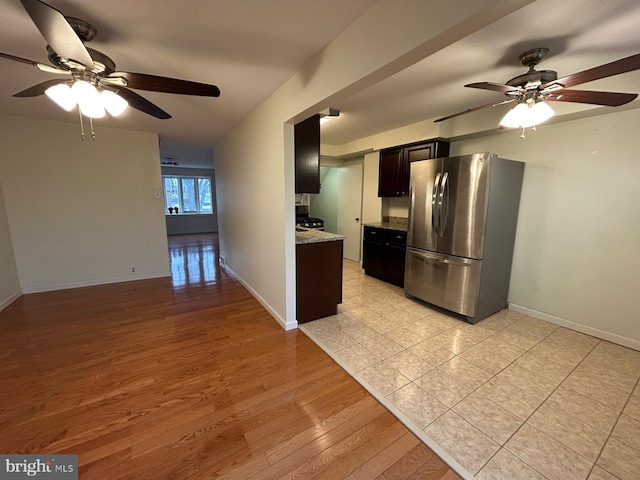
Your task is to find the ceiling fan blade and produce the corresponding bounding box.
[434,99,515,123]
[541,53,640,90]
[0,51,71,74]
[114,88,172,119]
[110,72,220,97]
[13,79,68,97]
[20,0,94,70]
[544,89,638,107]
[465,82,524,94]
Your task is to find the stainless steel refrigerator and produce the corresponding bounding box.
[405,152,524,323]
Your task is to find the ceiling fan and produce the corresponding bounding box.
[434,47,640,131]
[0,0,220,129]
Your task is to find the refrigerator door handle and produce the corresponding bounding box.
[408,249,472,267]
[439,171,449,237]
[432,173,442,235]
[408,187,415,241]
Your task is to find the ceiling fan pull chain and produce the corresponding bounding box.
[520,127,526,140]
[89,117,96,140]
[78,108,86,141]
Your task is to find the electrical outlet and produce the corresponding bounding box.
[130,267,135,273]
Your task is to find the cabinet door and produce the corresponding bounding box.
[363,239,385,279]
[295,114,320,194]
[406,143,434,163]
[296,240,343,323]
[378,147,404,197]
[406,140,451,163]
[384,243,407,287]
[432,140,450,159]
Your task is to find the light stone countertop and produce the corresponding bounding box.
[295,228,345,245]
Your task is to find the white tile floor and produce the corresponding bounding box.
[299,260,640,480]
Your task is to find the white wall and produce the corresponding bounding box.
[449,109,640,347]
[0,181,20,310]
[0,115,170,293]
[215,0,529,328]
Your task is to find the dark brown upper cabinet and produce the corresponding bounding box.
[378,139,450,197]
[295,114,321,194]
[378,147,405,197]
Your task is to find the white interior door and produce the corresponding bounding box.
[337,163,363,262]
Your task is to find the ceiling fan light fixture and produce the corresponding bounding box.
[79,101,106,119]
[499,102,528,128]
[71,80,105,118]
[45,83,76,111]
[499,100,554,128]
[529,100,555,124]
[100,90,128,116]
[71,80,98,104]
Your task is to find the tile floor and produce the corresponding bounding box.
[299,260,640,480]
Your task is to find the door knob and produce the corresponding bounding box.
[355,217,360,222]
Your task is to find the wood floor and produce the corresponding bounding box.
[0,233,460,480]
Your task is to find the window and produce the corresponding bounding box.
[163,175,213,214]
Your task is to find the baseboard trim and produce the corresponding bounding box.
[21,271,171,294]
[0,288,23,312]
[222,264,297,331]
[508,303,640,351]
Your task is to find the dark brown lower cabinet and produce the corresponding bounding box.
[363,226,407,287]
[296,240,343,323]
[384,242,407,287]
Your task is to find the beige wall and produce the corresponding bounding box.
[215,0,532,329]
[0,181,20,310]
[0,115,170,293]
[361,151,382,226]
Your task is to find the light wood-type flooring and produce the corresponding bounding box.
[0,233,460,480]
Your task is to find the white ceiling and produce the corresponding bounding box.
[1,0,640,166]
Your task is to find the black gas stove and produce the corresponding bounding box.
[296,216,324,230]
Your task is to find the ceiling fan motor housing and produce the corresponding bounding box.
[65,17,97,42]
[506,47,558,91]
[506,69,558,89]
[47,45,116,75]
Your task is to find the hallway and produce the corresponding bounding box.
[168,233,225,287]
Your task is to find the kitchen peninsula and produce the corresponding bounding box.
[296,228,344,323]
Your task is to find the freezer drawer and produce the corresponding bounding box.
[404,247,482,318]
